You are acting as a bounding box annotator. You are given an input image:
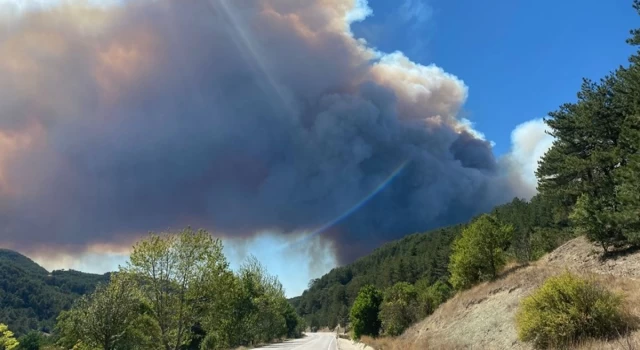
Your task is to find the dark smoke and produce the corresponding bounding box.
[0,0,519,263]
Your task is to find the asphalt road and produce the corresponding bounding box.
[253,332,338,350]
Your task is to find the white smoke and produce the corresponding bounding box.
[505,118,555,199]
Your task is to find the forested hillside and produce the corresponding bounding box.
[0,249,109,336]
[290,224,462,329]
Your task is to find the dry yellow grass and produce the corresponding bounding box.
[360,335,429,350]
[363,237,640,350]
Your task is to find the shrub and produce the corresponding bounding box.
[416,280,452,318]
[516,272,635,349]
[379,282,418,336]
[0,324,19,350]
[17,331,41,350]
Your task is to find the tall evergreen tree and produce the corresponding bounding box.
[537,76,627,251]
[611,3,640,243]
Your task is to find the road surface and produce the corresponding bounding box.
[253,332,338,350]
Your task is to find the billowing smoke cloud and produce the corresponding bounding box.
[502,119,554,199]
[0,0,520,264]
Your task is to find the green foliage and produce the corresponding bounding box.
[349,285,382,339]
[56,274,160,350]
[17,331,41,350]
[0,324,19,350]
[0,249,109,336]
[536,75,628,251]
[615,110,640,243]
[52,228,303,350]
[449,215,513,290]
[379,282,418,336]
[535,6,640,251]
[293,195,569,330]
[124,228,230,350]
[492,196,573,262]
[516,273,634,349]
[292,225,461,328]
[227,256,289,346]
[283,303,305,339]
[415,280,451,318]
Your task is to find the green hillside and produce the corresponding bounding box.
[291,195,572,329]
[0,249,110,336]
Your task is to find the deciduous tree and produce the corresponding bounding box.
[0,324,19,350]
[349,285,382,339]
[379,282,418,336]
[124,228,229,350]
[56,274,160,350]
[449,215,513,290]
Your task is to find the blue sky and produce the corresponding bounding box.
[353,0,638,156]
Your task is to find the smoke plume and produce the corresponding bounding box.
[0,0,523,263]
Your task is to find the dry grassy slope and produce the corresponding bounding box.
[395,236,640,350]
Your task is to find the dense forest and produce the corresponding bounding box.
[290,224,462,330]
[290,195,570,329]
[0,249,109,336]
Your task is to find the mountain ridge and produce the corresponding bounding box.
[0,249,110,336]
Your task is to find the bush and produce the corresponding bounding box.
[379,282,418,336]
[17,331,41,350]
[516,272,635,349]
[0,324,19,350]
[416,280,452,318]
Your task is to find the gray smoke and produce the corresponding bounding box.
[0,0,520,263]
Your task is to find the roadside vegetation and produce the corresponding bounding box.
[51,228,305,350]
[517,272,636,349]
[0,323,19,350]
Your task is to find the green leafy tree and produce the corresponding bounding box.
[0,324,19,350]
[56,274,160,350]
[124,228,229,350]
[199,255,295,349]
[17,331,41,350]
[349,285,382,339]
[379,282,418,336]
[615,114,640,243]
[237,256,288,344]
[292,225,461,329]
[415,280,451,318]
[449,215,513,290]
[282,303,305,339]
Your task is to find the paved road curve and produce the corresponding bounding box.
[253,332,338,350]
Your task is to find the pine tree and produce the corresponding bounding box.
[537,76,627,251]
[614,39,640,243]
[615,114,640,243]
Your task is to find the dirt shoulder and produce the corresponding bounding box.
[337,338,375,350]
